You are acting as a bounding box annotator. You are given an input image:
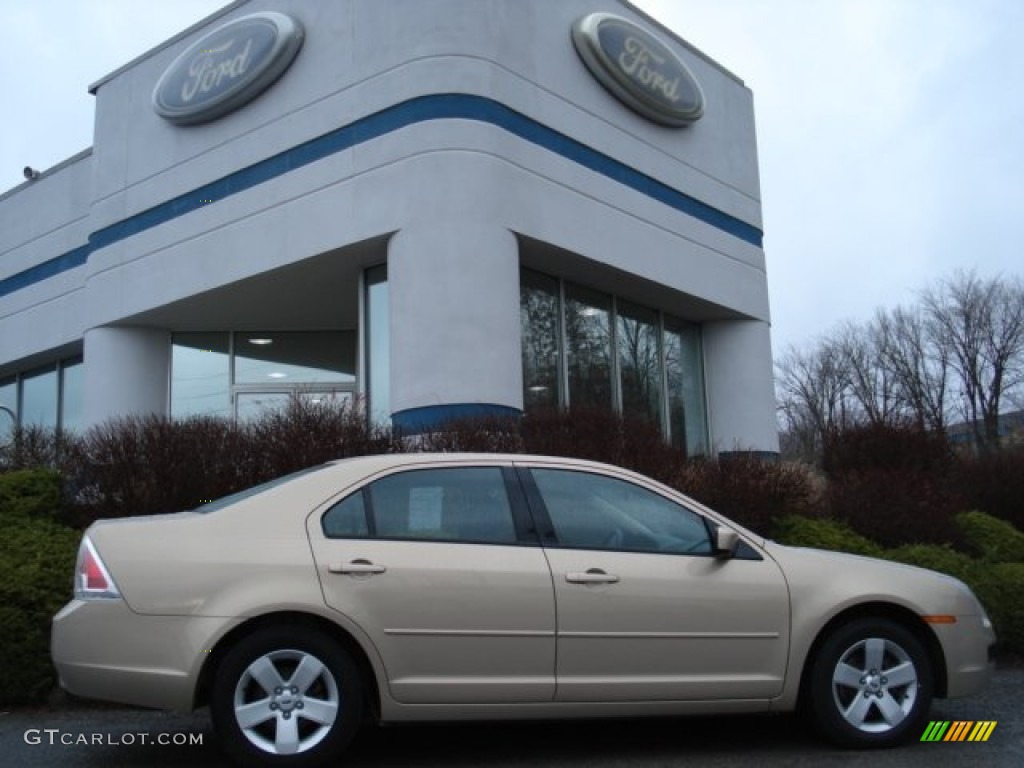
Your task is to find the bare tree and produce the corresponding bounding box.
[922,271,1024,451]
[874,305,950,431]
[775,339,852,461]
[834,320,903,426]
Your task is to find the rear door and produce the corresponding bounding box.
[519,464,790,703]
[307,462,557,704]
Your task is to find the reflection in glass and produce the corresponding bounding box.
[520,270,560,410]
[365,265,390,423]
[565,285,612,409]
[20,365,58,428]
[234,332,356,384]
[60,358,84,432]
[0,376,15,419]
[617,301,662,425]
[0,377,15,444]
[236,391,352,422]
[171,333,231,418]
[665,316,708,456]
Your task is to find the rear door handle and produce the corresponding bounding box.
[329,559,387,575]
[566,568,619,585]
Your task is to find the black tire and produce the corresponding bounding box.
[210,626,362,767]
[807,617,933,748]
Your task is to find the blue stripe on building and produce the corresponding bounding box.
[1,93,763,300]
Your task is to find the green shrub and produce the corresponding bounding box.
[955,510,1024,563]
[0,468,63,521]
[771,515,885,558]
[968,563,1024,655]
[884,543,976,581]
[0,475,79,706]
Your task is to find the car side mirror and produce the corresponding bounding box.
[713,525,740,559]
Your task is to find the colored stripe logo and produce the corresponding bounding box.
[921,721,996,742]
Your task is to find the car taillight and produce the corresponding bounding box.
[74,535,121,600]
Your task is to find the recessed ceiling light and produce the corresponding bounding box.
[248,338,273,345]
[267,372,287,379]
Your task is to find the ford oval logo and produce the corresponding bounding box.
[572,13,704,127]
[153,11,303,125]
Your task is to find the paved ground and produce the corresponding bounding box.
[2,669,1020,767]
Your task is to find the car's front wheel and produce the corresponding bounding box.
[210,626,362,767]
[807,617,933,748]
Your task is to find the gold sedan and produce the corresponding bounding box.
[52,453,996,766]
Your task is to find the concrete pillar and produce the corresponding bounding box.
[703,319,779,457]
[387,221,522,433]
[83,326,170,427]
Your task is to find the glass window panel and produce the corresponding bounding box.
[20,365,58,428]
[0,376,16,443]
[236,391,352,422]
[617,301,662,425]
[59,358,84,432]
[234,332,356,385]
[0,376,16,418]
[532,468,711,555]
[368,467,516,544]
[366,265,390,423]
[664,316,708,456]
[520,269,560,410]
[171,332,231,418]
[565,284,612,409]
[322,491,370,538]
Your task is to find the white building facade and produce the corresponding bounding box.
[0,0,778,457]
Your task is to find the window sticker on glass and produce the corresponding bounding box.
[408,487,444,532]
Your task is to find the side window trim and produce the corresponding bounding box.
[360,486,377,537]
[501,466,543,546]
[514,466,559,546]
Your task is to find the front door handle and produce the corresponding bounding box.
[329,559,387,575]
[566,568,619,585]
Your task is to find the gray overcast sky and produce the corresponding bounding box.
[2,0,1021,356]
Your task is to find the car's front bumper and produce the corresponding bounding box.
[933,613,997,698]
[52,599,233,711]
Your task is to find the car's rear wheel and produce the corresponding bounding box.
[210,626,362,767]
[808,617,933,748]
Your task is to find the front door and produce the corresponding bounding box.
[521,464,790,702]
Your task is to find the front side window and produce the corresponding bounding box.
[323,467,517,545]
[531,468,711,555]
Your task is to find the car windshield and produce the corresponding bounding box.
[192,464,329,514]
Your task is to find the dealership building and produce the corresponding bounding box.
[0,0,777,457]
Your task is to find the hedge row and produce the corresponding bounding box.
[1,402,817,536]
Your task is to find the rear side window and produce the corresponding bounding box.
[322,492,370,538]
[322,467,517,545]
